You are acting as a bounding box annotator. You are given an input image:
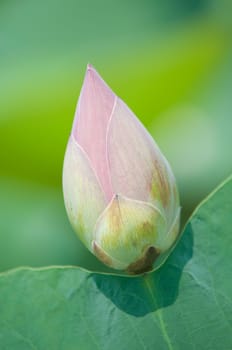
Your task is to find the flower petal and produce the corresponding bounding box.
[156,208,181,252]
[72,64,115,202]
[63,136,106,251]
[93,194,167,272]
[107,98,178,221]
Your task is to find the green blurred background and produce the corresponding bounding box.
[0,0,231,273]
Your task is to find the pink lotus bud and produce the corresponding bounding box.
[63,64,180,274]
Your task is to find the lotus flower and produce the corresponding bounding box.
[63,64,180,274]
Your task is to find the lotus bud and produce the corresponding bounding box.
[63,64,180,274]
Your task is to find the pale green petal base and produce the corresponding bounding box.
[93,194,167,273]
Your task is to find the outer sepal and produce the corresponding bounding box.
[63,136,106,251]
